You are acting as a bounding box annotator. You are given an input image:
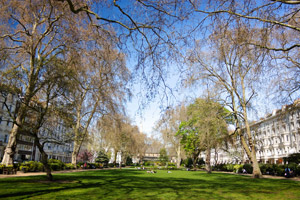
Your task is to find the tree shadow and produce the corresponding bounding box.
[0,169,299,199]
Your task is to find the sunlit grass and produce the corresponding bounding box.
[0,169,299,199]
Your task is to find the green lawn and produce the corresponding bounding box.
[0,169,299,200]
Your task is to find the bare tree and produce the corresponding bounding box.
[156,104,187,168]
[0,0,88,165]
[188,23,266,177]
[97,114,146,167]
[186,0,300,99]
[64,26,130,167]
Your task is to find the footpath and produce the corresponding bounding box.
[0,168,101,179]
[218,171,300,181]
[0,168,300,181]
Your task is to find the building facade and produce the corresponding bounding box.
[207,102,300,165]
[0,91,73,163]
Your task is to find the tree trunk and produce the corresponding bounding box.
[113,149,118,167]
[193,153,198,169]
[2,109,25,165]
[72,139,80,168]
[119,151,122,169]
[205,148,212,173]
[251,146,262,178]
[176,145,181,168]
[2,124,19,165]
[35,137,53,181]
[240,78,262,178]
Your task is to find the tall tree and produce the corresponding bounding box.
[177,98,228,172]
[186,0,300,99]
[0,0,85,166]
[65,26,130,166]
[156,104,187,168]
[188,23,266,177]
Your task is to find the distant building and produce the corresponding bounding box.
[206,101,300,165]
[0,90,73,163]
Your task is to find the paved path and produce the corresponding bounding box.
[0,168,101,178]
[218,171,300,181]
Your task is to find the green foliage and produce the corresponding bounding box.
[233,164,243,173]
[225,164,235,172]
[177,98,229,164]
[144,161,154,166]
[159,148,169,166]
[48,159,65,171]
[286,153,300,164]
[19,161,44,172]
[243,164,253,174]
[125,157,133,166]
[19,166,29,172]
[182,158,193,168]
[95,150,109,164]
[65,163,76,170]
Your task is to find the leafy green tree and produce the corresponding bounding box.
[159,148,169,166]
[177,98,228,173]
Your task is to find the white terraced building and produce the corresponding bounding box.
[204,101,300,165]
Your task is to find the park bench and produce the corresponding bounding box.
[3,167,17,175]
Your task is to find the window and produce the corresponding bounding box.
[7,120,9,126]
[0,116,2,124]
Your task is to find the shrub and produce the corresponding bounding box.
[37,162,44,172]
[126,157,133,166]
[65,163,75,170]
[243,164,253,174]
[26,161,39,172]
[225,164,235,172]
[108,163,114,168]
[50,163,60,171]
[182,158,193,168]
[167,162,176,167]
[20,166,29,172]
[95,150,109,164]
[296,165,300,176]
[144,161,153,166]
[233,164,243,173]
[273,164,284,176]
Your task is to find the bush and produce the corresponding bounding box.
[37,162,44,172]
[296,165,300,176]
[50,163,60,171]
[95,150,109,164]
[48,159,65,171]
[243,164,253,174]
[233,164,243,173]
[182,158,193,168]
[27,161,39,172]
[108,163,114,168]
[126,157,133,166]
[20,166,29,172]
[65,163,75,170]
[167,162,176,167]
[144,161,153,166]
[225,164,235,172]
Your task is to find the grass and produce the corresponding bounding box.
[0,169,299,200]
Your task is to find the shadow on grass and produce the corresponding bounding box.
[0,170,299,199]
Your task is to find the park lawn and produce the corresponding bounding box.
[0,169,299,200]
